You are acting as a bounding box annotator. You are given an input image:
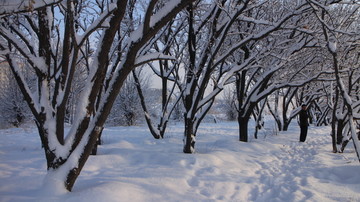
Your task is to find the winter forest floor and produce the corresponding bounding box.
[0,121,360,202]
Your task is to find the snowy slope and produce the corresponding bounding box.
[0,122,359,202]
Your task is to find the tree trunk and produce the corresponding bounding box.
[283,118,290,131]
[36,122,65,169]
[132,70,161,139]
[64,124,104,191]
[183,2,196,153]
[91,127,104,155]
[331,88,339,153]
[336,118,344,145]
[340,140,349,153]
[238,115,249,142]
[183,115,195,153]
[253,99,266,139]
[35,119,103,191]
[331,120,338,153]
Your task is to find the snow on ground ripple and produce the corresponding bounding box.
[252,139,317,201]
[247,126,360,202]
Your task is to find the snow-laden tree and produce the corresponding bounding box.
[133,12,188,139]
[265,0,360,140]
[308,82,333,127]
[172,0,326,152]
[0,0,195,191]
[224,0,330,142]
[178,0,255,153]
[308,0,360,159]
[267,81,331,132]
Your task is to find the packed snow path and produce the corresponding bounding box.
[0,122,359,201]
[251,131,330,201]
[174,125,360,202]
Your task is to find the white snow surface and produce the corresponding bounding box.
[1,121,360,202]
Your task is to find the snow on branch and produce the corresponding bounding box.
[0,26,47,73]
[148,62,177,82]
[131,0,189,43]
[143,0,157,34]
[214,3,310,68]
[0,0,62,16]
[250,69,334,105]
[148,0,183,28]
[308,1,360,36]
[134,53,175,67]
[197,57,260,110]
[328,40,337,54]
[238,16,279,27]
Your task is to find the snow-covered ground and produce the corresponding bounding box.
[0,121,359,202]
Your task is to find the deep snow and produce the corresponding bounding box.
[0,121,359,202]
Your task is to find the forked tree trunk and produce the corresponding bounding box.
[64,125,104,191]
[91,127,104,155]
[36,120,103,191]
[132,70,161,139]
[2,0,196,193]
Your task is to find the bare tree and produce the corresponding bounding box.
[133,12,187,139]
[175,0,324,152]
[0,0,194,191]
[308,0,360,159]
[230,0,328,142]
[179,0,258,153]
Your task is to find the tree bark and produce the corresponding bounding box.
[238,115,249,142]
[183,115,195,153]
[183,2,196,153]
[331,88,339,153]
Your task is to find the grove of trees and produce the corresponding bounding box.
[0,0,359,192]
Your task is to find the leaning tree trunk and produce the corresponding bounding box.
[91,127,104,155]
[132,70,161,139]
[64,125,105,191]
